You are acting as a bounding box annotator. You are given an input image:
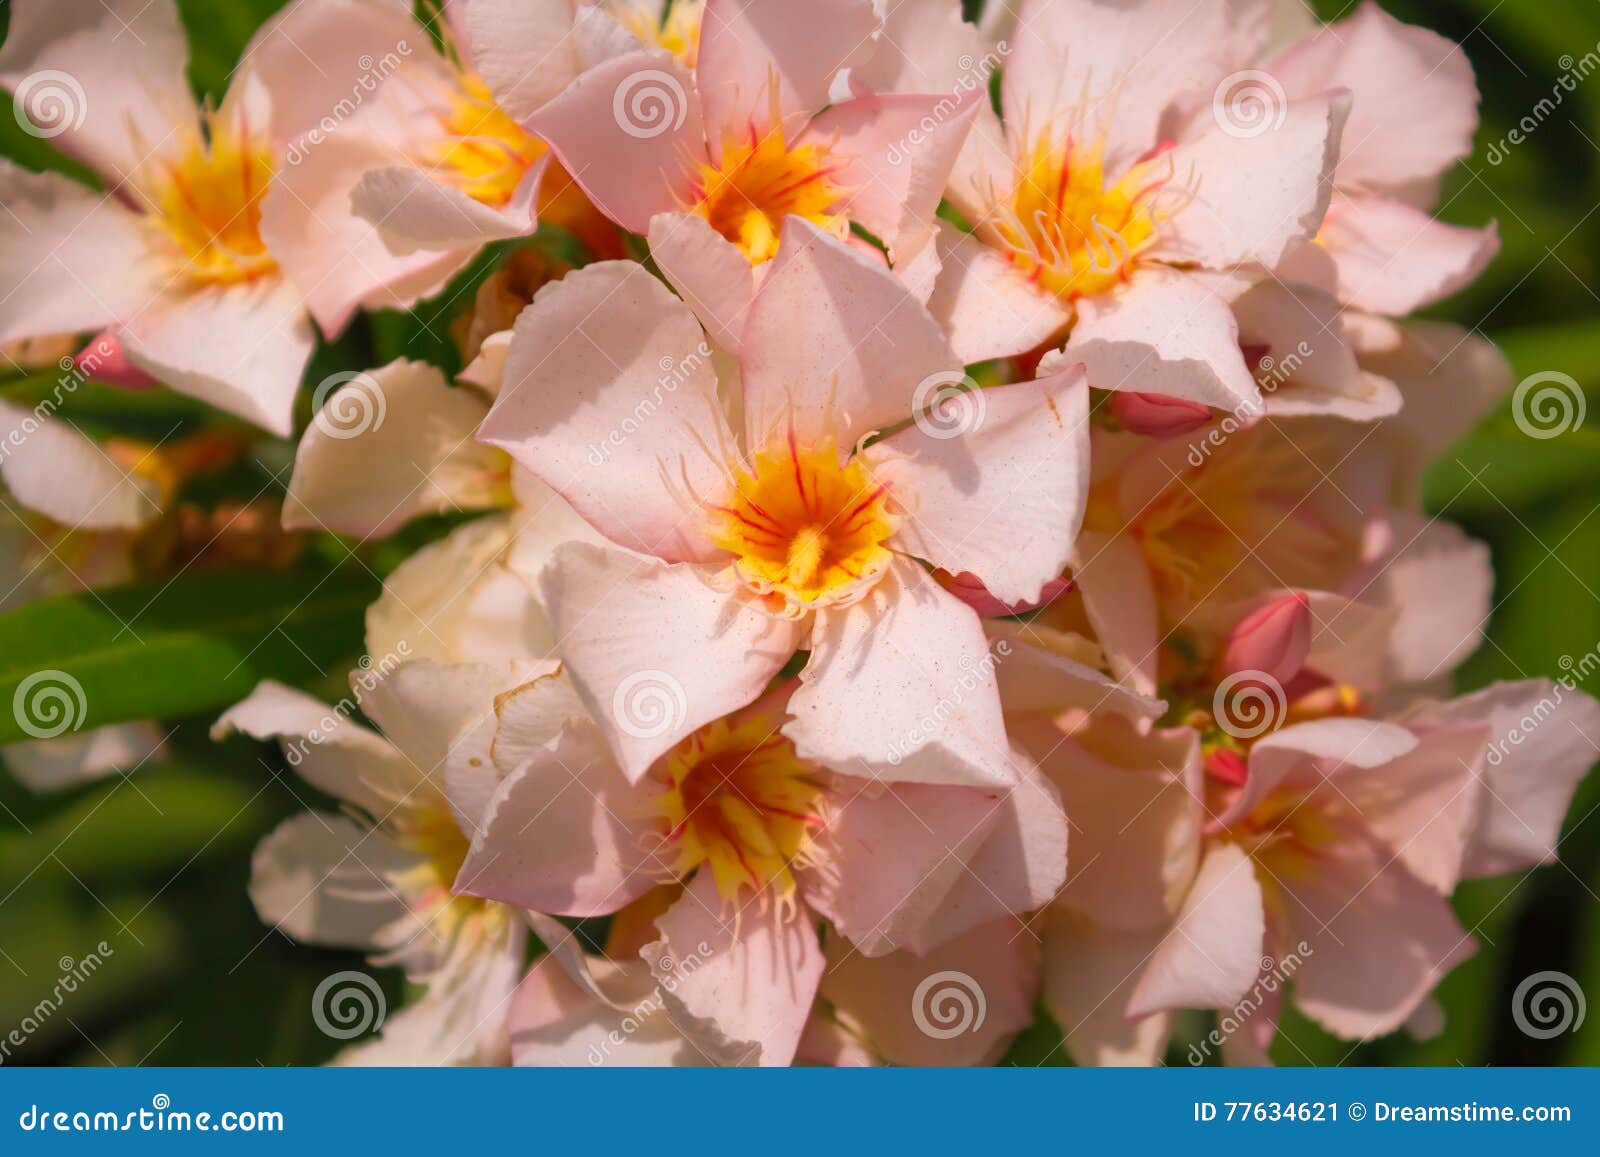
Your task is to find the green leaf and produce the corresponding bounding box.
[0,567,379,744]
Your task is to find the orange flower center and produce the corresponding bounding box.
[146,114,276,287]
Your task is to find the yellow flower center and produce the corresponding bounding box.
[615,0,703,66]
[432,73,547,207]
[394,805,493,941]
[997,135,1165,300]
[709,437,896,608]
[146,114,276,287]
[691,124,845,264]
[653,710,827,903]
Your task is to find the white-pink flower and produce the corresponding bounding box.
[479,218,1090,787]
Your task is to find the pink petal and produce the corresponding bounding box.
[539,544,803,781]
[0,0,195,184]
[455,721,663,917]
[696,0,878,144]
[786,558,1015,788]
[1043,911,1172,1066]
[0,164,163,349]
[867,367,1088,606]
[740,217,960,449]
[1127,842,1266,1017]
[479,260,734,564]
[118,277,314,438]
[1061,269,1261,412]
[527,49,704,233]
[1406,681,1600,877]
[1267,0,1479,189]
[1022,715,1204,930]
[647,211,758,351]
[1219,591,1312,685]
[804,776,1005,957]
[820,919,1039,1065]
[1152,92,1350,271]
[1315,193,1499,316]
[925,224,1073,364]
[1069,530,1160,695]
[643,871,824,1066]
[1286,838,1476,1039]
[1110,392,1213,437]
[802,91,980,261]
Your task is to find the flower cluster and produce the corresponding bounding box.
[2,0,1596,1067]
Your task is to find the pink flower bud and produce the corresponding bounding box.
[1220,592,1312,686]
[1110,391,1211,437]
[1205,747,1249,787]
[75,332,158,390]
[938,570,1073,618]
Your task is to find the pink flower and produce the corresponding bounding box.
[1266,1,1500,316]
[454,681,1066,1065]
[524,0,980,348]
[0,0,385,433]
[479,218,1090,787]
[872,0,1349,413]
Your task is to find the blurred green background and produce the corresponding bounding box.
[1,0,1598,1066]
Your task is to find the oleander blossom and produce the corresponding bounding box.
[0,0,399,433]
[522,0,983,348]
[478,217,1091,789]
[451,679,1065,1065]
[867,0,1350,416]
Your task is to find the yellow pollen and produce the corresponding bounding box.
[615,0,703,66]
[653,711,827,903]
[394,806,489,938]
[691,124,845,264]
[146,114,276,287]
[432,73,547,207]
[998,135,1165,300]
[709,437,896,608]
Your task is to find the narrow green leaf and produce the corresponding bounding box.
[0,567,379,744]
